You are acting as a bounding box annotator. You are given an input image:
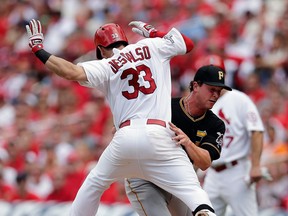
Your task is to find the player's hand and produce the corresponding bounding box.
[129,21,157,38]
[249,165,263,184]
[245,166,273,185]
[26,19,44,53]
[169,122,191,147]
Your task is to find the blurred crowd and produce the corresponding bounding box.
[0,0,287,214]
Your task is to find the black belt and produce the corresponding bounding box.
[212,160,238,172]
[119,119,166,128]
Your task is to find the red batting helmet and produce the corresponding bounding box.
[94,23,128,59]
[195,54,225,72]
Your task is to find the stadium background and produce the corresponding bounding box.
[0,0,287,215]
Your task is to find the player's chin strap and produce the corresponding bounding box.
[193,204,216,216]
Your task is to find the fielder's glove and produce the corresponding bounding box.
[26,19,44,53]
[129,21,157,38]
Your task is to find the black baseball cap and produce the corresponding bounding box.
[193,65,232,91]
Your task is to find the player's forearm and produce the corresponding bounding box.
[180,33,194,53]
[169,122,211,169]
[184,141,212,170]
[26,19,87,82]
[45,55,87,81]
[250,131,263,167]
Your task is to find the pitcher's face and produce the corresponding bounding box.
[194,83,223,109]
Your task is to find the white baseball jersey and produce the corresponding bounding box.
[78,28,186,129]
[70,28,216,216]
[203,89,265,216]
[211,89,264,164]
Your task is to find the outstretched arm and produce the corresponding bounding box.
[26,19,87,82]
[129,21,194,53]
[45,55,87,81]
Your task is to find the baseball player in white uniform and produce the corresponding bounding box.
[204,87,265,216]
[26,20,216,216]
[201,55,265,216]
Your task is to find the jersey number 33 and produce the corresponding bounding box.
[121,64,156,100]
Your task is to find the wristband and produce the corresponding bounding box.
[35,49,52,64]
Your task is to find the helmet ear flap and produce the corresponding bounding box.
[96,47,102,60]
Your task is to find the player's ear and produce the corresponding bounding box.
[189,81,198,92]
[98,46,105,58]
[100,46,114,59]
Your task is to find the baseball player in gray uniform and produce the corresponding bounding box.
[125,54,265,216]
[26,20,216,216]
[126,55,231,216]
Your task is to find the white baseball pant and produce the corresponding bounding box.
[70,119,213,216]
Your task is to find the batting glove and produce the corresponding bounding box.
[129,21,157,38]
[26,19,44,53]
